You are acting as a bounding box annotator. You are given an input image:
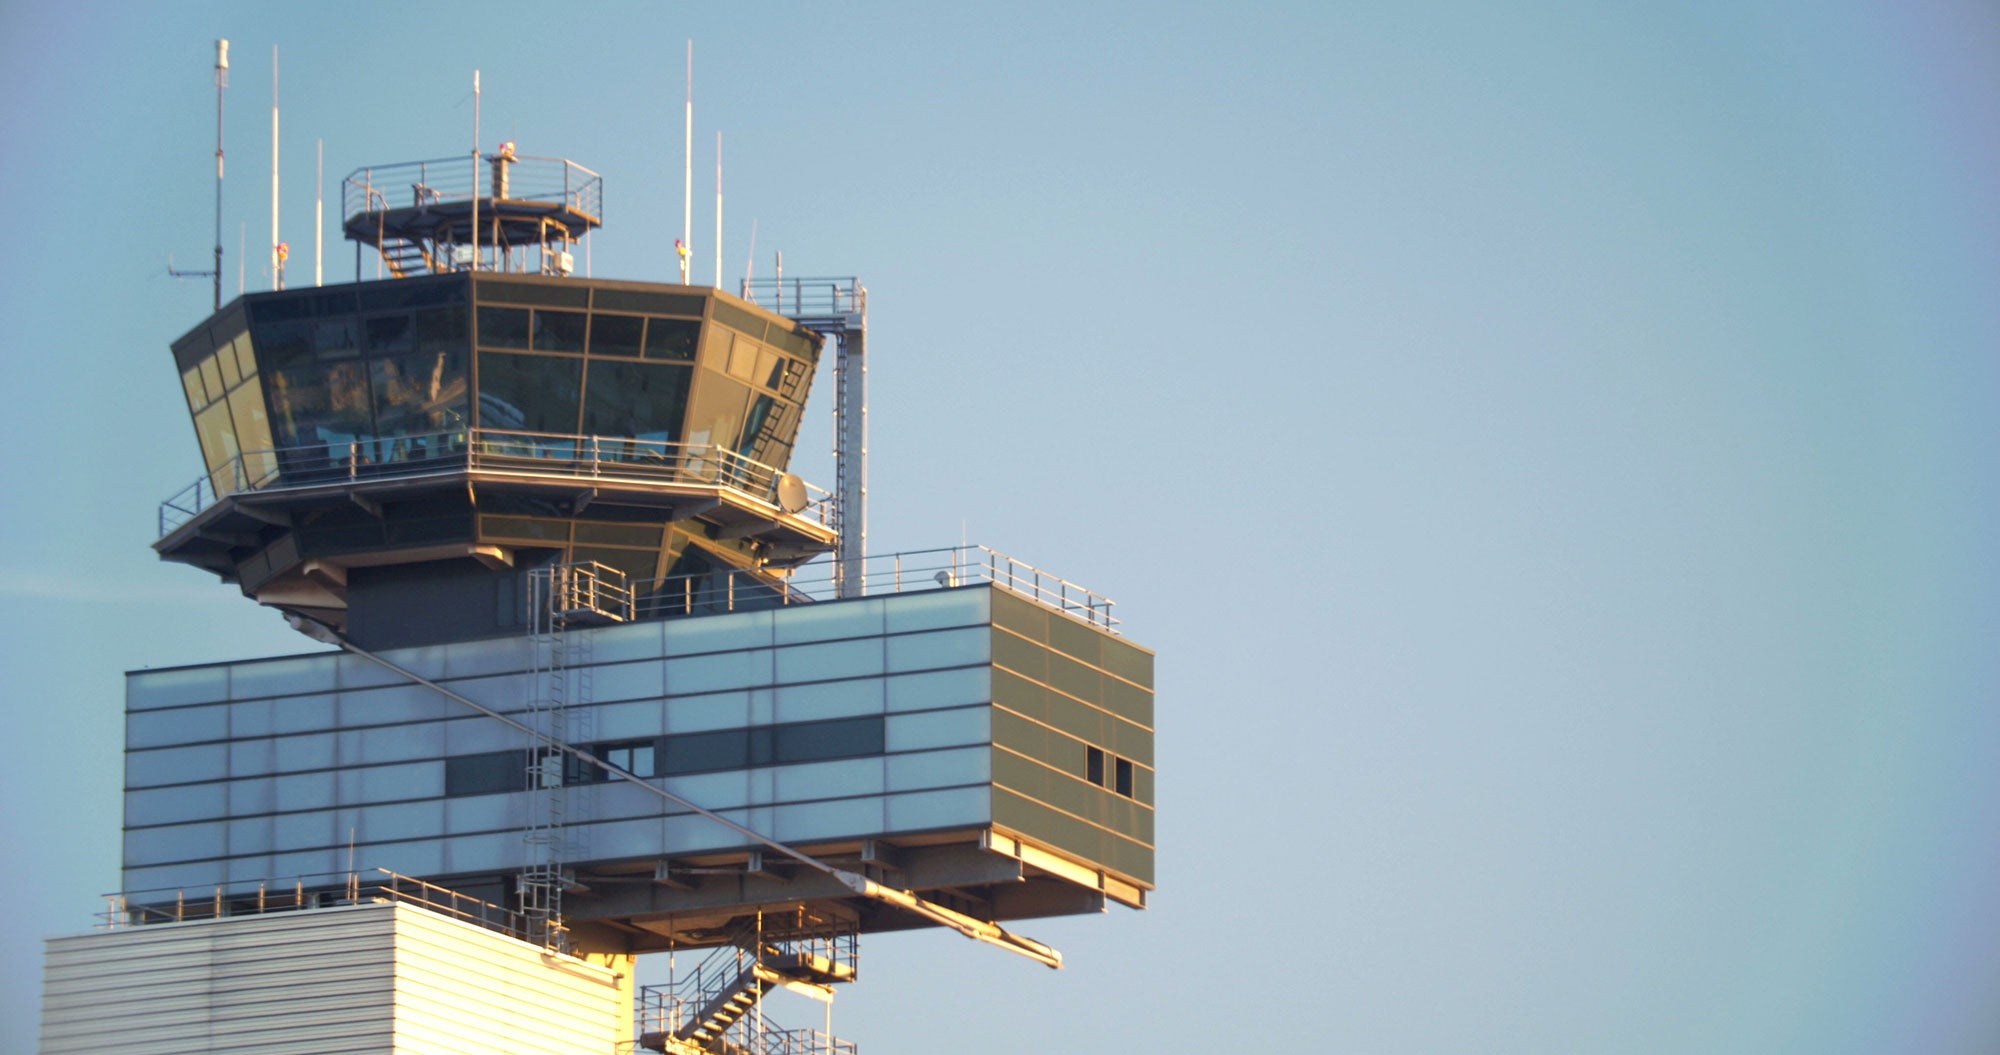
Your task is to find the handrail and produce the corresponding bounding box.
[636,912,859,1054]
[631,543,1120,632]
[342,154,603,225]
[739,276,864,319]
[98,868,537,943]
[157,427,833,537]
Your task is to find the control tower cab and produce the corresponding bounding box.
[131,152,1153,999]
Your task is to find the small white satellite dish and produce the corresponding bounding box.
[775,473,808,514]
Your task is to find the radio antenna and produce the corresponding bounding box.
[169,40,228,308]
[680,40,693,284]
[714,131,723,289]
[271,45,282,290]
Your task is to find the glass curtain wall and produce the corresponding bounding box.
[250,278,471,482]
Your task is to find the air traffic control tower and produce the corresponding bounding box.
[41,150,1154,1054]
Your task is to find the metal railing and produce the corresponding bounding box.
[739,276,864,320]
[632,544,1119,632]
[637,912,858,1055]
[99,869,534,942]
[157,428,833,537]
[342,155,603,223]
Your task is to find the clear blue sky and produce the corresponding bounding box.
[3,2,1997,1051]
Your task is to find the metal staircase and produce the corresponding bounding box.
[379,237,435,277]
[638,910,859,1055]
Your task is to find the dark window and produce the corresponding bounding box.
[593,288,705,317]
[414,306,467,353]
[533,310,587,353]
[445,750,524,796]
[1086,746,1105,787]
[644,319,700,361]
[1115,758,1135,797]
[775,716,884,763]
[477,306,532,349]
[659,716,886,775]
[477,352,582,433]
[590,314,645,358]
[661,728,748,774]
[581,359,689,444]
[571,739,656,782]
[365,313,415,355]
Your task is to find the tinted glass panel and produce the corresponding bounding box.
[268,362,376,452]
[371,349,470,441]
[217,343,242,388]
[590,314,644,358]
[644,319,700,361]
[227,376,278,485]
[311,316,360,360]
[253,319,313,369]
[740,395,777,456]
[445,751,523,796]
[593,289,705,316]
[478,280,588,308]
[358,278,463,312]
[194,400,239,485]
[414,306,467,353]
[198,357,224,403]
[232,334,258,381]
[476,352,581,433]
[582,360,689,443]
[477,306,531,349]
[685,374,748,454]
[661,729,748,774]
[533,310,587,352]
[366,314,415,356]
[775,717,884,763]
[182,366,207,412]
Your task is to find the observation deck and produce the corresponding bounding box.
[343,153,602,278]
[163,272,836,645]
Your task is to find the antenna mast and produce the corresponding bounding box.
[471,70,481,272]
[270,46,282,290]
[315,139,323,287]
[172,41,228,307]
[714,131,723,289]
[680,40,692,284]
[212,40,227,309]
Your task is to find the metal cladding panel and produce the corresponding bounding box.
[41,904,397,1054]
[119,588,1126,897]
[40,902,622,1055]
[388,904,626,1053]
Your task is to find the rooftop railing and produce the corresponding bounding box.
[739,276,864,320]
[99,869,538,943]
[158,428,832,538]
[342,155,603,225]
[634,544,1120,632]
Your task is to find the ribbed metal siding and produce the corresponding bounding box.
[41,902,622,1054]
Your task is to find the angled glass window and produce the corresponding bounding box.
[533,310,587,353]
[371,348,470,443]
[582,359,689,444]
[644,319,700,361]
[590,314,644,358]
[476,352,582,434]
[476,306,531,349]
[267,361,376,453]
